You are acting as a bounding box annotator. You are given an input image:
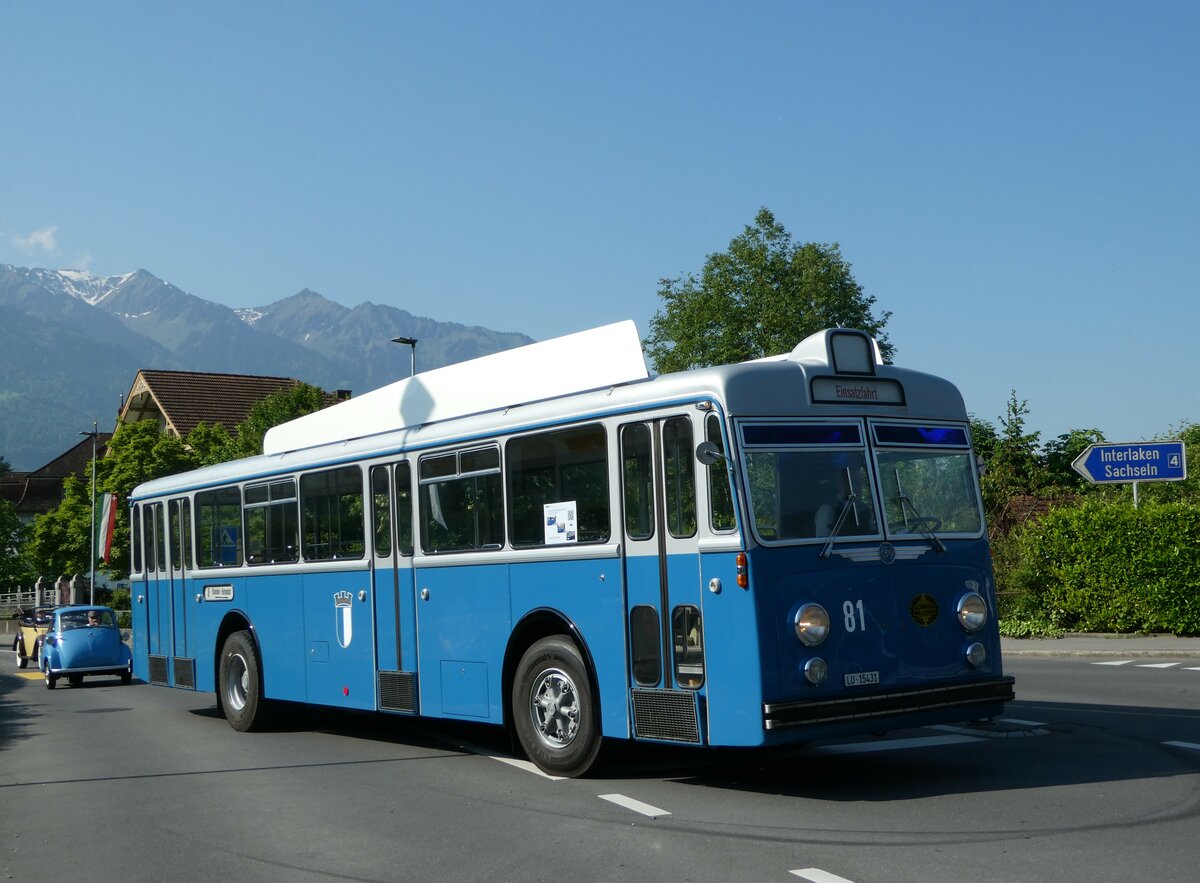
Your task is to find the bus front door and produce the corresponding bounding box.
[142,501,172,685]
[620,416,705,743]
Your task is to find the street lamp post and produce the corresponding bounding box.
[390,336,418,377]
[79,421,97,605]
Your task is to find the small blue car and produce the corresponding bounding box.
[39,606,133,689]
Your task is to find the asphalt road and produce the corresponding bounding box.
[3,654,1200,883]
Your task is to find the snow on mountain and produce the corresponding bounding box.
[23,267,137,305]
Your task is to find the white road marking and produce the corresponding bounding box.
[790,868,858,883]
[488,755,567,780]
[598,793,670,818]
[1136,662,1180,669]
[1163,741,1200,752]
[1187,667,1200,672]
[1092,660,1134,666]
[999,718,1048,727]
[811,734,981,754]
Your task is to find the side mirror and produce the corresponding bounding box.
[695,441,726,467]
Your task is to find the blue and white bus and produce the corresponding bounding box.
[129,321,1013,776]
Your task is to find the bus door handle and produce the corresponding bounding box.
[420,588,430,601]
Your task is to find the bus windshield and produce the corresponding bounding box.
[741,423,878,543]
[872,423,982,537]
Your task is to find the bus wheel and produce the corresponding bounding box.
[219,631,269,732]
[512,637,601,778]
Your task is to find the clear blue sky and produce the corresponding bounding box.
[3,2,1196,444]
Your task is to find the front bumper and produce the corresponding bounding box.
[763,676,1016,730]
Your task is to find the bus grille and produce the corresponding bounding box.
[379,670,417,713]
[172,657,196,690]
[148,654,169,686]
[762,677,1016,730]
[632,689,702,744]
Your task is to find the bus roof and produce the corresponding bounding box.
[130,324,967,502]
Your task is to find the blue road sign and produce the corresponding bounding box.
[1071,441,1187,484]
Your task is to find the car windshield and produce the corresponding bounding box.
[62,610,117,629]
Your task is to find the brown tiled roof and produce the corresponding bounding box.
[0,434,112,517]
[121,370,305,438]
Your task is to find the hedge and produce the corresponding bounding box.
[1002,500,1200,635]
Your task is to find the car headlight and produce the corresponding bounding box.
[957,592,988,632]
[794,603,830,646]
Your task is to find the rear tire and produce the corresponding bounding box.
[512,636,602,778]
[45,670,57,690]
[218,630,270,732]
[121,661,132,685]
[16,641,27,669]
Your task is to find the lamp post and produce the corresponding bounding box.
[390,336,418,377]
[79,421,97,605]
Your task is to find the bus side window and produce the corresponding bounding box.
[395,461,414,557]
[663,417,697,539]
[621,424,654,540]
[419,447,503,553]
[706,414,736,532]
[195,487,243,568]
[371,465,391,558]
[629,605,661,687]
[131,504,142,574]
[301,467,365,561]
[506,423,609,547]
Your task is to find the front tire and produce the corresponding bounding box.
[218,630,270,732]
[512,636,601,777]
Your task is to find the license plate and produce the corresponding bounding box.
[844,670,880,687]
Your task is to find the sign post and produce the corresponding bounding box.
[1071,441,1187,507]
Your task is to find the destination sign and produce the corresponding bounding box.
[810,377,905,406]
[1071,441,1187,484]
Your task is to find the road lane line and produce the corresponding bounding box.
[1163,741,1200,752]
[790,868,858,883]
[489,755,567,780]
[1137,662,1180,669]
[1092,660,1134,666]
[598,793,670,818]
[1000,718,1048,727]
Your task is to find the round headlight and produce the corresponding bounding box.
[965,642,987,667]
[803,657,828,685]
[794,603,830,646]
[957,592,988,632]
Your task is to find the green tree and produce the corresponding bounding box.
[1042,427,1105,491]
[24,474,94,580]
[976,391,1045,524]
[1,496,34,587]
[644,208,893,373]
[226,383,329,459]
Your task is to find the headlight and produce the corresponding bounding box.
[794,603,830,646]
[803,657,828,685]
[957,592,988,632]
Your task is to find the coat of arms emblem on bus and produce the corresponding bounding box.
[334,591,354,648]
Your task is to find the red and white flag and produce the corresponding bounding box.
[95,493,118,563]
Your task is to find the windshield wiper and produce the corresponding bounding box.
[819,467,860,559]
[894,468,945,553]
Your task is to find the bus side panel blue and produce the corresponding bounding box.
[509,557,628,740]
[415,563,510,722]
[302,570,377,710]
[132,577,149,682]
[374,566,400,672]
[698,551,766,746]
[184,573,248,693]
[239,573,308,702]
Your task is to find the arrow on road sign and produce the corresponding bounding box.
[1071,441,1187,484]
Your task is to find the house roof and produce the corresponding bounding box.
[0,433,112,516]
[118,370,306,439]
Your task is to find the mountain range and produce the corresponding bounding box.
[0,265,534,470]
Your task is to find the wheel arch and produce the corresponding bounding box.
[503,608,603,736]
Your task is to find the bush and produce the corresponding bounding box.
[1003,500,1200,635]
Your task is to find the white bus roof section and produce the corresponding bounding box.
[262,320,649,456]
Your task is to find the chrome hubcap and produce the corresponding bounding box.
[225,652,248,711]
[530,668,579,748]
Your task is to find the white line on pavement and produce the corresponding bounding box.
[790,868,858,883]
[1136,662,1180,669]
[1092,660,1134,666]
[598,793,670,818]
[1163,741,1200,752]
[489,755,567,780]
[1000,718,1048,727]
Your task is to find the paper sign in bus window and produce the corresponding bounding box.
[543,502,578,545]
